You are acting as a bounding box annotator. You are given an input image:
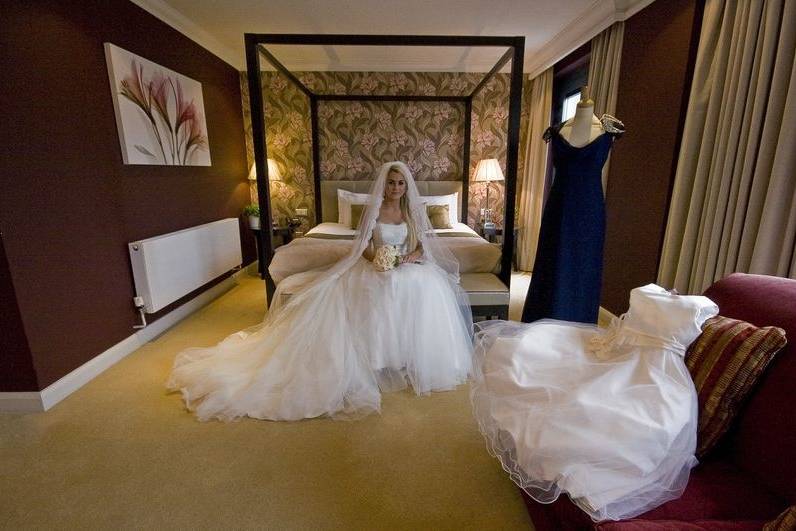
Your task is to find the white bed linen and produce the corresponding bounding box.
[306,222,358,238]
[271,222,499,283]
[305,222,481,239]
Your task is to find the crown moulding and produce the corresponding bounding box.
[132,0,656,75]
[524,0,656,79]
[130,0,241,68]
[258,61,512,74]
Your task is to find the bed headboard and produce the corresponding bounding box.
[320,181,464,223]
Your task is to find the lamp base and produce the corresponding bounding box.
[483,221,496,230]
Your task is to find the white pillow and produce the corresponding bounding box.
[337,189,371,227]
[421,192,458,225]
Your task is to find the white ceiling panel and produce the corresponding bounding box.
[132,0,656,74]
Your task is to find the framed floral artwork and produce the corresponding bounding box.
[104,42,211,166]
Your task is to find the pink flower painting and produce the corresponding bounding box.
[105,43,211,166]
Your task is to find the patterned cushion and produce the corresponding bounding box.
[426,204,452,229]
[685,316,787,458]
[350,203,366,229]
[764,505,796,531]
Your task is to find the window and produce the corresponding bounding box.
[561,90,581,122]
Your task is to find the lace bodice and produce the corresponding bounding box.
[376,222,409,253]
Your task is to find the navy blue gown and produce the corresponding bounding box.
[521,116,623,324]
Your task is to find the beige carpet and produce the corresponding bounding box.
[0,273,534,530]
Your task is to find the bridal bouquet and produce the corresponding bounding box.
[373,245,401,271]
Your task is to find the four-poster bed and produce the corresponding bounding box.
[244,34,524,317]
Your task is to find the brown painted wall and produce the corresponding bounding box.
[0,234,38,391]
[601,0,702,313]
[0,0,254,391]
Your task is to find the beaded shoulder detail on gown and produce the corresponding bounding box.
[542,113,626,143]
[599,114,625,134]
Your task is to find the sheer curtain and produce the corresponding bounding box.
[516,68,553,272]
[587,22,624,191]
[659,0,796,294]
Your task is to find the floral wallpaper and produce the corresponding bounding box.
[240,71,314,228]
[240,71,522,229]
[470,74,510,227]
[317,100,466,181]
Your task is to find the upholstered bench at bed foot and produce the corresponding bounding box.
[275,270,509,321]
[460,273,509,320]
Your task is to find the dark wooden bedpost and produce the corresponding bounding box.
[500,37,525,289]
[310,95,322,225]
[244,36,277,303]
[245,34,525,306]
[469,45,522,289]
[462,97,472,224]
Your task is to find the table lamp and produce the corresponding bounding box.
[249,159,284,226]
[248,158,283,181]
[474,158,504,229]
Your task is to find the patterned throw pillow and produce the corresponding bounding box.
[421,192,458,225]
[764,505,796,530]
[685,315,787,458]
[350,203,366,229]
[426,204,452,229]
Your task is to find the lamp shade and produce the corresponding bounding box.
[267,158,282,181]
[473,159,504,182]
[248,159,282,181]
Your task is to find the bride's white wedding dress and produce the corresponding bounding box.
[345,221,472,393]
[166,162,473,422]
[471,284,718,521]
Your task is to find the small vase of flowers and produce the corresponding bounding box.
[243,204,261,230]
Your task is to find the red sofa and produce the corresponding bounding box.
[522,273,795,530]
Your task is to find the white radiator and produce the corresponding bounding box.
[129,218,242,313]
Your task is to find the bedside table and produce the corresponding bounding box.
[272,226,294,247]
[476,224,521,271]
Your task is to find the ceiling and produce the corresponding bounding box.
[132,0,654,76]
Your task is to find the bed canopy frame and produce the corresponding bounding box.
[244,34,525,303]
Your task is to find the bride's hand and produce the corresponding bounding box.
[401,250,422,264]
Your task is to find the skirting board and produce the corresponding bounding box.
[0,270,245,413]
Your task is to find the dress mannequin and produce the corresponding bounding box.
[558,87,603,147]
[520,85,625,324]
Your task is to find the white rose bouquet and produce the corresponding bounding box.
[372,245,401,272]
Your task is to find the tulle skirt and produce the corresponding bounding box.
[166,258,473,422]
[470,320,699,521]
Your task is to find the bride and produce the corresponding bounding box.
[167,161,473,421]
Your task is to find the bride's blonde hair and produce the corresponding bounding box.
[387,165,419,253]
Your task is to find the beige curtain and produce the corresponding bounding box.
[659,0,796,294]
[516,68,553,272]
[587,21,624,191]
